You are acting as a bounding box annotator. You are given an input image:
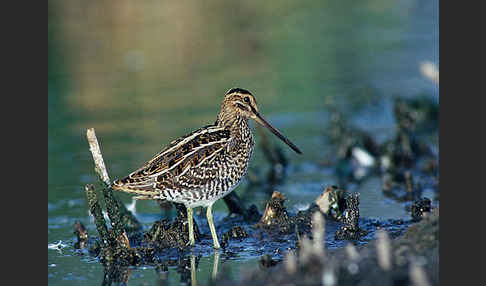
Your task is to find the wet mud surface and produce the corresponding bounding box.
[215,207,439,286]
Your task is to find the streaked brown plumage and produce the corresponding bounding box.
[112,87,301,248]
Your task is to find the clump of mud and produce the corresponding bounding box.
[410,197,432,222]
[334,193,368,240]
[254,186,369,243]
[256,191,292,230]
[145,204,201,249]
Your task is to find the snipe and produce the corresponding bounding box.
[112,88,301,249]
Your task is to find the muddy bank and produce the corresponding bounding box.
[214,207,439,286]
[77,180,423,285]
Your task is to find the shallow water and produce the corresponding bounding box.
[48,0,438,284]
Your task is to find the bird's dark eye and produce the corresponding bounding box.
[244,97,250,103]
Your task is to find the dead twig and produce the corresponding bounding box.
[87,128,111,187]
[86,128,130,247]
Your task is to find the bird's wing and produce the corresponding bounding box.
[112,125,232,194]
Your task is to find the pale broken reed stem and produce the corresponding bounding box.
[345,243,360,261]
[86,127,129,247]
[376,230,392,271]
[86,128,111,187]
[312,211,325,257]
[298,235,313,264]
[410,262,431,286]
[284,251,297,275]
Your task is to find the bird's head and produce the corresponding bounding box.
[218,87,302,154]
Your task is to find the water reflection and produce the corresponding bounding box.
[101,251,221,286]
[212,251,220,280]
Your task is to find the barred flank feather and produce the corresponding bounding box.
[112,182,160,198]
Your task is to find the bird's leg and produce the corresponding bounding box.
[187,207,195,246]
[206,203,221,249]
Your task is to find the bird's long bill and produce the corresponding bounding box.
[254,112,302,154]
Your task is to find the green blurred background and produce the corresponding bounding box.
[48,0,438,284]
